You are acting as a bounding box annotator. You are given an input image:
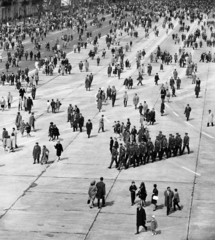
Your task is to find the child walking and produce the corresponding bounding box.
[150,215,158,235]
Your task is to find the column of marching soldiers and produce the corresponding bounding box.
[109,128,190,170]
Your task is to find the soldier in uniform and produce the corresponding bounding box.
[175,133,182,156]
[128,142,135,168]
[171,135,176,157]
[124,142,130,169]
[182,133,190,154]
[146,138,154,163]
[139,141,147,164]
[154,136,161,161]
[118,143,126,170]
[108,146,118,169]
[168,134,173,157]
[134,143,141,167]
[160,135,168,159]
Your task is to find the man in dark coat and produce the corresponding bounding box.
[33,142,41,164]
[135,202,147,234]
[55,140,63,160]
[164,187,174,215]
[96,177,106,208]
[78,113,84,132]
[184,104,191,121]
[107,64,112,77]
[86,119,93,138]
[27,97,33,114]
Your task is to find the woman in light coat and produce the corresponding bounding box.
[41,145,49,165]
[88,180,97,208]
[133,94,139,109]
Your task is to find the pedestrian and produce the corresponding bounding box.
[96,177,106,208]
[20,120,26,137]
[2,128,8,151]
[25,122,31,137]
[31,85,36,100]
[166,89,170,102]
[33,142,41,164]
[86,119,93,138]
[129,181,137,206]
[98,115,104,133]
[154,73,159,85]
[195,84,200,98]
[182,133,190,154]
[135,202,147,235]
[137,182,147,206]
[184,104,191,121]
[151,184,158,211]
[54,140,63,160]
[27,97,33,114]
[173,189,181,211]
[207,110,214,126]
[149,215,158,235]
[12,128,18,148]
[79,113,84,132]
[15,112,22,130]
[164,187,174,215]
[123,91,128,107]
[109,137,114,153]
[160,102,165,116]
[41,145,49,165]
[7,92,13,109]
[88,180,97,208]
[29,112,36,131]
[133,93,139,109]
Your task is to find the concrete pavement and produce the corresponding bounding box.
[0,15,215,240]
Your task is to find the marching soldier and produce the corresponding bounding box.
[129,142,135,168]
[146,138,154,163]
[175,133,182,156]
[109,146,118,169]
[182,133,190,154]
[171,135,176,156]
[168,134,173,157]
[160,135,168,159]
[154,136,161,161]
[118,143,126,170]
[134,143,141,166]
[139,141,147,164]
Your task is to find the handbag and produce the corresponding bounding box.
[152,196,158,201]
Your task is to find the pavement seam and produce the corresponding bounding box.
[186,48,212,239]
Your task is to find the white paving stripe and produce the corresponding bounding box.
[202,132,214,139]
[181,166,201,176]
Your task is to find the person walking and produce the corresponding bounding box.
[195,84,200,98]
[137,182,147,206]
[15,112,22,130]
[88,180,97,208]
[129,181,137,206]
[98,115,104,133]
[27,97,33,114]
[55,140,63,160]
[109,137,114,153]
[181,133,190,154]
[135,202,147,234]
[151,184,158,211]
[33,142,41,164]
[164,187,174,215]
[86,119,93,138]
[7,92,13,109]
[133,93,139,109]
[173,189,181,211]
[184,104,191,121]
[207,110,214,126]
[29,112,36,131]
[96,177,106,208]
[12,128,18,148]
[123,91,128,107]
[2,128,8,151]
[149,215,158,236]
[41,145,49,165]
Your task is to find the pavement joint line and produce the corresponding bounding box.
[202,131,214,139]
[181,166,201,176]
[173,111,179,116]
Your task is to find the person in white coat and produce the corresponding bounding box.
[207,110,214,127]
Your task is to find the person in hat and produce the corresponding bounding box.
[41,145,49,165]
[88,180,97,208]
[86,119,93,138]
[32,142,41,164]
[129,181,137,206]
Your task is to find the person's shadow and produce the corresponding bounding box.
[104,200,114,207]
